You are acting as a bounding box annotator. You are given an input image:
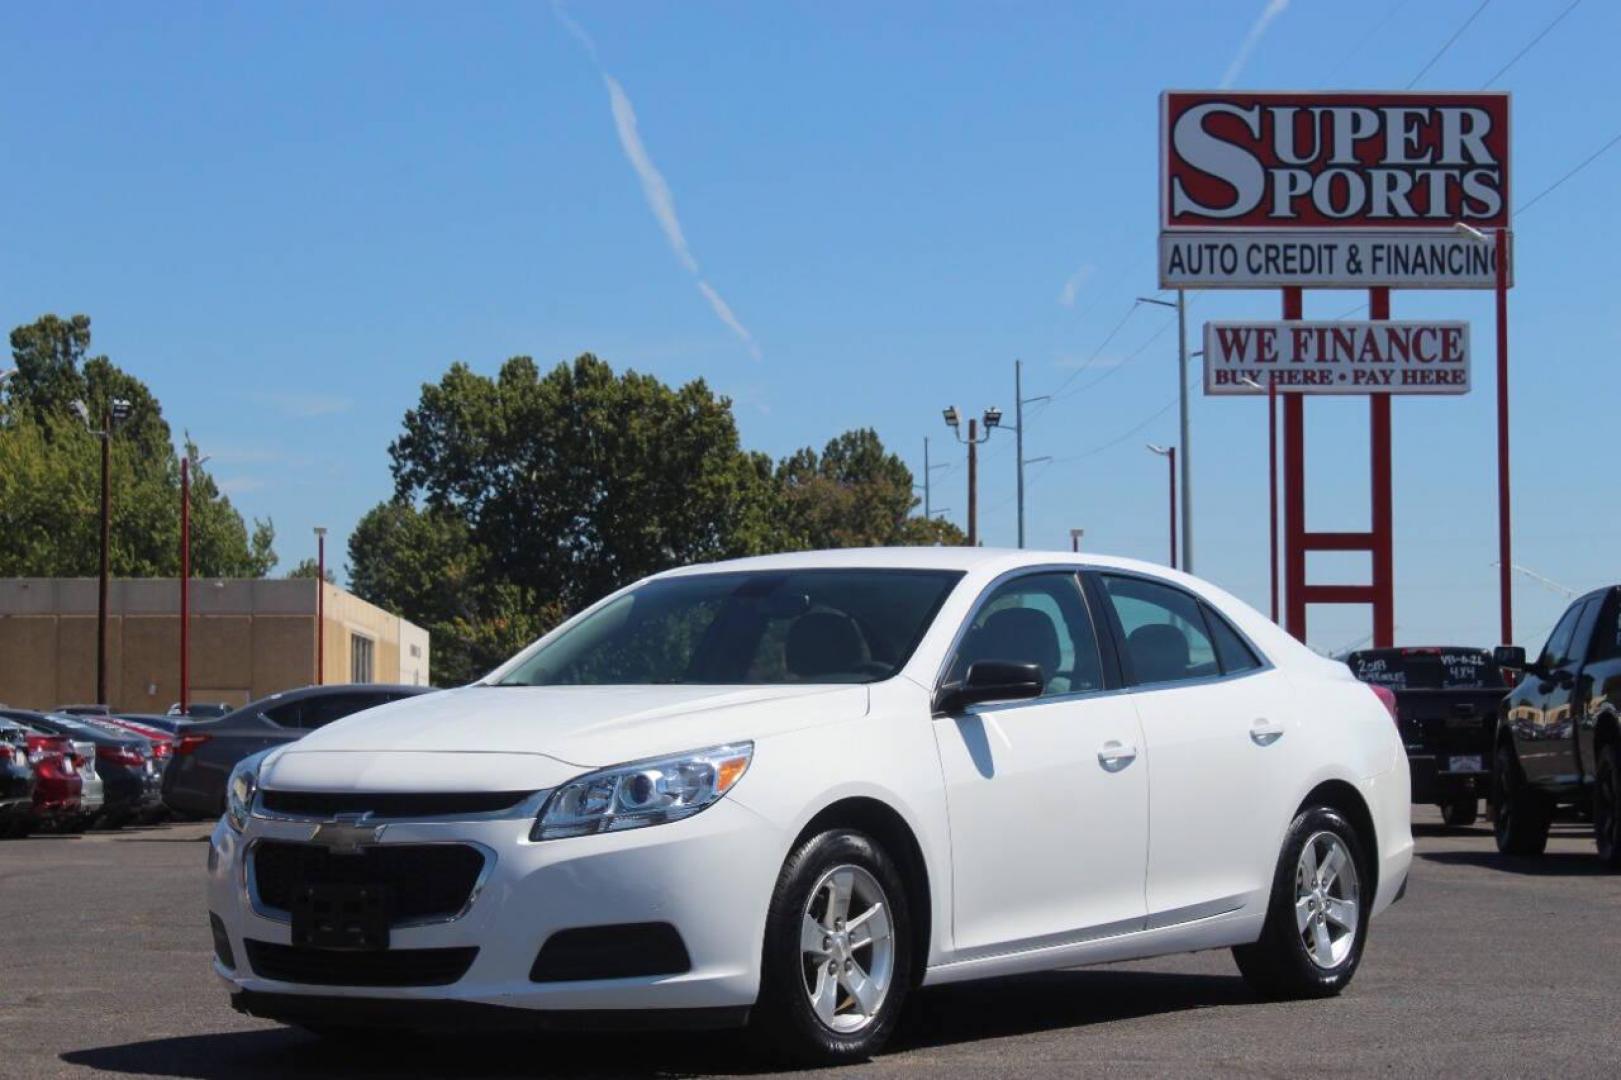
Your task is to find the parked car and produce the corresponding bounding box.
[99,715,178,764]
[66,735,105,828]
[1492,584,1621,865]
[0,718,36,838]
[6,710,160,828]
[22,730,82,831]
[165,684,432,818]
[211,549,1412,1064]
[168,702,231,719]
[1346,646,1512,827]
[57,704,111,717]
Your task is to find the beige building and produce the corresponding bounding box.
[0,578,430,712]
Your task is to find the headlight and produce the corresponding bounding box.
[225,759,258,833]
[532,742,753,841]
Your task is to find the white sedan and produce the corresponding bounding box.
[207,548,1412,1064]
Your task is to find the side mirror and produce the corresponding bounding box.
[1492,645,1526,671]
[935,660,1044,714]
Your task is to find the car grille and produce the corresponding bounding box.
[258,789,534,818]
[244,939,477,987]
[251,841,486,925]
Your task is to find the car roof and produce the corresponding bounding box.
[654,546,1177,579]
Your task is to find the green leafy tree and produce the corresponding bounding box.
[0,314,276,578]
[351,353,963,684]
[285,557,336,583]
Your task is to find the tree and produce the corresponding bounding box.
[0,314,277,578]
[350,352,963,684]
[776,428,964,550]
[285,558,336,584]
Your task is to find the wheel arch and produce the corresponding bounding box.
[1297,779,1379,901]
[792,796,933,988]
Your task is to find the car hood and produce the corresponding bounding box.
[280,683,870,770]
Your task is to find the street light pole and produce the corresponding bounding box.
[1138,293,1192,571]
[942,405,999,547]
[1456,222,1513,646]
[1147,444,1177,568]
[314,527,327,685]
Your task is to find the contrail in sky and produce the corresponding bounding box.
[1220,0,1290,89]
[553,2,762,360]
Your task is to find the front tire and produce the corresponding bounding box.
[1493,744,1550,856]
[1233,806,1369,999]
[1594,743,1621,869]
[751,829,912,1066]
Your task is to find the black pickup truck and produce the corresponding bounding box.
[1347,646,1511,827]
[1491,585,1621,866]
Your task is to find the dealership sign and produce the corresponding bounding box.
[1204,320,1470,395]
[1160,91,1509,288]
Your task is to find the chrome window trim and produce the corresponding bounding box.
[931,563,1275,716]
[243,837,499,930]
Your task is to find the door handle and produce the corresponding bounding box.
[1097,740,1138,773]
[1250,719,1285,747]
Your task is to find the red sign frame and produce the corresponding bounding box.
[1161,91,1510,232]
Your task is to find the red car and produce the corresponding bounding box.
[24,732,82,829]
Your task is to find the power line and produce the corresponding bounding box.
[1516,129,1621,216]
[1052,314,1177,403]
[1483,0,1582,87]
[1406,0,1492,89]
[1327,0,1415,85]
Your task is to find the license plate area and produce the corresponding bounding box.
[290,883,393,950]
[1446,754,1485,774]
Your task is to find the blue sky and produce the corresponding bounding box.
[3,0,1617,654]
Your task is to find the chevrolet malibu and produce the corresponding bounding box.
[208,549,1412,1064]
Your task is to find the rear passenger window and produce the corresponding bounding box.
[261,700,303,728]
[1205,605,1263,674]
[1099,575,1218,686]
[299,694,389,730]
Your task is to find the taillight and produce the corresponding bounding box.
[1370,684,1399,723]
[97,744,146,768]
[151,741,173,761]
[176,732,212,756]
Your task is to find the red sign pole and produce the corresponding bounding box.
[180,458,190,715]
[1369,288,1395,649]
[1282,287,1305,641]
[1495,229,1513,646]
[1267,375,1278,624]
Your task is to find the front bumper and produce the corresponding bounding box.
[207,797,780,1018]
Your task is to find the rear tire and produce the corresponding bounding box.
[750,829,912,1066]
[1493,744,1550,856]
[1594,743,1621,869]
[1440,797,1478,828]
[1233,806,1369,1000]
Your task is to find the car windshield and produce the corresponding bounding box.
[495,569,964,687]
[1346,648,1505,690]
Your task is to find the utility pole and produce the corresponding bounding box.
[1138,293,1193,571]
[87,397,131,706]
[917,437,949,519]
[1013,359,1051,549]
[98,408,111,705]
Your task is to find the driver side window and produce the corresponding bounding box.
[947,573,1104,697]
[1538,601,1586,672]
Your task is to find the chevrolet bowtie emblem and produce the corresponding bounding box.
[309,812,386,855]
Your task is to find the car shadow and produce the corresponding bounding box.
[1420,849,1608,876]
[60,969,1254,1078]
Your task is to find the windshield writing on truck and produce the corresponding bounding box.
[1347,650,1505,690]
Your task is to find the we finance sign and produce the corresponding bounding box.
[1204,321,1470,396]
[1160,91,1510,289]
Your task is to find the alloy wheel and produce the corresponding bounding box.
[799,863,895,1034]
[1294,831,1360,970]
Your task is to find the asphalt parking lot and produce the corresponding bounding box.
[4,808,1621,1080]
